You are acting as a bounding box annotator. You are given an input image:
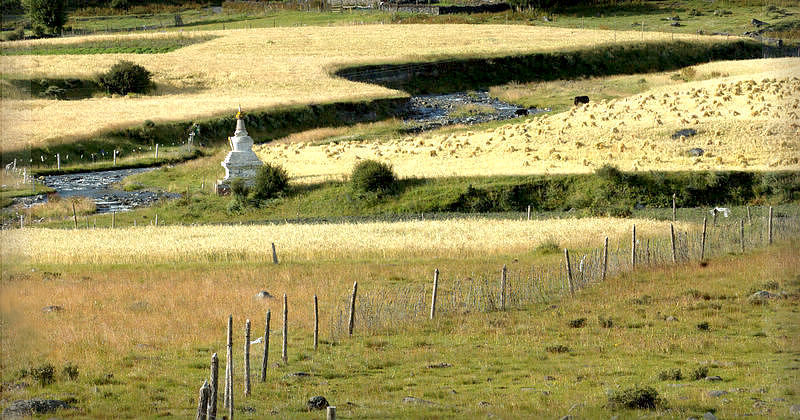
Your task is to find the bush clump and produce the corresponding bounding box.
[251,163,289,201]
[62,363,79,380]
[30,363,55,386]
[568,318,587,328]
[608,386,663,409]
[658,368,683,381]
[691,366,709,380]
[351,160,395,194]
[98,60,152,95]
[545,344,570,354]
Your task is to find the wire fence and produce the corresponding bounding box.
[329,209,800,339]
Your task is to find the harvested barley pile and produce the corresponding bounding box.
[257,58,800,180]
[1,25,717,151]
[2,218,687,265]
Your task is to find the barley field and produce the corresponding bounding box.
[0,25,723,152]
[256,58,800,181]
[2,217,688,265]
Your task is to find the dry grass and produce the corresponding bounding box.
[256,58,800,181]
[0,25,723,152]
[21,196,96,221]
[1,217,688,266]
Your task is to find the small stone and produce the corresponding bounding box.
[544,375,556,381]
[2,399,71,417]
[790,404,800,415]
[749,290,778,300]
[255,291,273,299]
[427,362,452,369]
[705,376,723,382]
[666,316,678,322]
[41,305,63,313]
[688,147,705,157]
[402,396,435,405]
[708,390,728,397]
[307,396,328,411]
[703,412,718,420]
[478,401,491,407]
[286,372,311,378]
[672,128,698,139]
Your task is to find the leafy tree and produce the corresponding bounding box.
[98,60,152,95]
[24,0,66,36]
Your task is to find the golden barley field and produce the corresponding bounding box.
[0,25,723,152]
[1,217,687,266]
[256,58,800,181]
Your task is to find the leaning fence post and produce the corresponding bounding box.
[260,310,270,382]
[700,216,707,261]
[712,208,718,227]
[313,295,319,351]
[282,294,288,363]
[348,281,358,336]
[209,353,218,420]
[244,319,251,397]
[564,249,574,297]
[72,202,78,229]
[500,264,507,310]
[631,224,636,270]
[195,380,210,420]
[601,237,608,281]
[670,224,677,264]
[430,269,439,319]
[271,242,278,264]
[672,193,676,221]
[768,206,773,245]
[740,218,745,253]
[327,406,336,420]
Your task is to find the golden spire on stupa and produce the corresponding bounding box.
[236,104,244,120]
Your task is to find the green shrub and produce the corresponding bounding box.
[568,318,586,328]
[691,366,709,380]
[351,160,395,194]
[30,363,55,386]
[658,368,683,381]
[533,240,559,255]
[98,60,152,95]
[251,163,289,201]
[608,386,663,409]
[545,344,570,353]
[1,26,25,41]
[43,85,65,99]
[62,363,79,380]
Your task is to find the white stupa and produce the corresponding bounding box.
[217,106,264,192]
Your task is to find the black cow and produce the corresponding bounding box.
[574,96,590,106]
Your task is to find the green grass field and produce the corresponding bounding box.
[1,238,797,418]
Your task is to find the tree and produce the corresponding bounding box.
[24,0,66,36]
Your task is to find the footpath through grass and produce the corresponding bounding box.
[0,238,797,417]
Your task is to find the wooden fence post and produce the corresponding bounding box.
[86,215,89,229]
[282,294,288,363]
[111,212,115,229]
[700,216,707,261]
[271,242,278,264]
[601,237,608,282]
[56,153,60,170]
[712,209,718,227]
[500,264,507,311]
[564,249,574,297]
[113,150,117,166]
[348,281,357,336]
[526,205,531,221]
[327,406,336,420]
[313,295,319,351]
[260,310,270,382]
[224,315,233,412]
[244,319,251,397]
[645,239,650,265]
[672,193,676,221]
[155,143,159,159]
[670,224,677,264]
[747,205,752,225]
[631,224,636,270]
[155,213,158,226]
[430,269,439,319]
[768,206,773,245]
[740,218,745,253]
[195,380,210,420]
[209,353,218,420]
